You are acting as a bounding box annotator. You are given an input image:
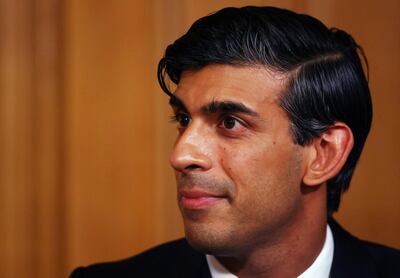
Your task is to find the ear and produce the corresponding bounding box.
[303,122,354,186]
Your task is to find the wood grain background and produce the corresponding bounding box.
[1,1,399,277]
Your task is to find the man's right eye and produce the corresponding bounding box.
[171,113,191,128]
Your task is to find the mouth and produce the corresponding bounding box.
[179,189,226,210]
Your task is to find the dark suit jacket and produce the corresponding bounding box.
[70,219,400,277]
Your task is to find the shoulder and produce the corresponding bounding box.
[361,240,400,277]
[329,218,400,278]
[69,238,210,278]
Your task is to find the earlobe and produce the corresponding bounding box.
[303,123,354,186]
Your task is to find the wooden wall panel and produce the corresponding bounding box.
[64,0,160,272]
[0,2,36,275]
[0,0,64,277]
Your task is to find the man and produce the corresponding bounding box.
[71,6,400,278]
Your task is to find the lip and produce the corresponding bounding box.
[179,189,225,209]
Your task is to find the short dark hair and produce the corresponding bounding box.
[157,6,372,213]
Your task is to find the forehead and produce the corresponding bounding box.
[175,65,287,108]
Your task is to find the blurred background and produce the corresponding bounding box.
[0,0,399,277]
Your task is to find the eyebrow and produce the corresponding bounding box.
[201,100,259,117]
[169,95,188,113]
[169,95,259,117]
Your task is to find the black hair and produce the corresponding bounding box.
[157,6,372,213]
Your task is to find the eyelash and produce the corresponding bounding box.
[169,114,179,123]
[170,112,191,127]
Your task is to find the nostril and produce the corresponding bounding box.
[185,164,201,170]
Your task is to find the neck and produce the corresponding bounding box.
[216,185,327,278]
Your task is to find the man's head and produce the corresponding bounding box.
[158,6,372,256]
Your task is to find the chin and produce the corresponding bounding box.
[184,222,237,256]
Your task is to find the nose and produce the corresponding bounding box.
[170,124,212,174]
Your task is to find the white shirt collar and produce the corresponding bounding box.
[206,225,334,278]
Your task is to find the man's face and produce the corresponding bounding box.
[169,65,307,257]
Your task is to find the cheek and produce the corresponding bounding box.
[221,139,291,185]
[221,141,303,216]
